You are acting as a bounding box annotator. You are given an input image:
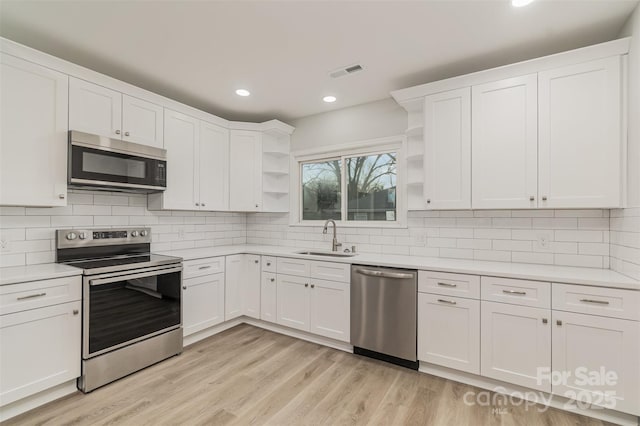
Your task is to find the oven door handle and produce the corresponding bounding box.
[89,266,183,286]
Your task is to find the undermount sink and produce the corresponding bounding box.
[296,250,357,258]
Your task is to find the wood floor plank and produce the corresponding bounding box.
[2,324,617,426]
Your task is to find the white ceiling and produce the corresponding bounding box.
[0,0,637,123]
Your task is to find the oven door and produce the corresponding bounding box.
[83,264,182,359]
[69,141,166,192]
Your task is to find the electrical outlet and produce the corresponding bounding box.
[177,228,185,240]
[536,232,551,251]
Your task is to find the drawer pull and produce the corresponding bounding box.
[437,299,457,305]
[502,289,526,295]
[198,265,212,270]
[270,278,275,282]
[17,292,47,301]
[437,282,457,288]
[267,262,271,266]
[580,299,610,305]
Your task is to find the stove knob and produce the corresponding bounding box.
[131,230,139,237]
[66,232,77,240]
[140,230,148,237]
[78,232,87,240]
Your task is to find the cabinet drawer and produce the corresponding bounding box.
[552,283,640,321]
[262,256,276,273]
[481,276,550,308]
[277,257,311,277]
[418,271,480,299]
[183,257,225,279]
[310,261,350,283]
[0,276,81,315]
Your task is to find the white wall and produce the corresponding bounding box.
[290,98,407,151]
[0,190,246,268]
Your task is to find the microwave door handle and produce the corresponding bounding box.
[89,266,183,286]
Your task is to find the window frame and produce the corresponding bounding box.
[290,135,407,228]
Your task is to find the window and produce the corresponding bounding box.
[300,150,398,223]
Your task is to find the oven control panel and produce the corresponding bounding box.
[56,228,152,248]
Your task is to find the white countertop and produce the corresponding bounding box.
[158,244,640,291]
[2,244,638,290]
[0,263,82,286]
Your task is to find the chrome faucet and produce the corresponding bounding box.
[323,219,342,252]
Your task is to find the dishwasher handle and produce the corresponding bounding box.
[354,268,414,280]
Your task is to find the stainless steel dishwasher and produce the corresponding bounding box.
[350,265,418,369]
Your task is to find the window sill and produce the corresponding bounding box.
[289,221,407,229]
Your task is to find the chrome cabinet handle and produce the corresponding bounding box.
[426,199,431,204]
[530,195,535,201]
[502,289,526,295]
[437,282,457,288]
[542,318,548,324]
[437,299,456,305]
[542,196,548,201]
[311,284,315,288]
[267,262,271,266]
[355,268,414,279]
[556,320,562,326]
[195,202,200,206]
[115,129,121,135]
[580,299,609,305]
[198,265,211,270]
[182,285,187,290]
[254,260,259,264]
[17,292,46,300]
[202,203,206,207]
[73,309,79,315]
[124,131,130,136]
[270,278,275,282]
[58,193,66,199]
[304,283,309,287]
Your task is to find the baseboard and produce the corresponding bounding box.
[183,318,244,347]
[419,362,640,426]
[0,380,78,422]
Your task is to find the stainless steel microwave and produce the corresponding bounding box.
[68,131,167,193]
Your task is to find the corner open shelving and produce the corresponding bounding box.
[260,122,294,212]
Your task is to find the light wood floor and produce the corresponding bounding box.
[5,324,614,426]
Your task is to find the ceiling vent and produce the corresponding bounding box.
[329,63,364,79]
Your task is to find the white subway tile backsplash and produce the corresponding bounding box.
[1,216,51,228]
[51,216,93,227]
[554,230,603,243]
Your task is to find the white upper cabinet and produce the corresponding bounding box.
[0,54,69,207]
[69,77,163,148]
[121,94,164,148]
[423,87,471,209]
[69,77,121,138]
[159,109,199,210]
[472,74,538,209]
[198,121,229,211]
[229,130,262,212]
[538,57,622,208]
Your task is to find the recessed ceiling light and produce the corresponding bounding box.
[235,89,250,97]
[323,95,337,103]
[512,0,534,7]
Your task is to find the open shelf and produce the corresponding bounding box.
[406,153,424,162]
[262,170,289,176]
[263,150,289,158]
[405,125,424,137]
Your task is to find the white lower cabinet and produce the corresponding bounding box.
[309,278,350,342]
[552,311,640,415]
[276,274,310,331]
[418,293,480,374]
[225,255,244,321]
[481,301,551,392]
[0,300,81,406]
[260,272,277,323]
[182,273,225,337]
[243,255,261,319]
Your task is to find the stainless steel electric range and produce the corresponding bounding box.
[56,227,183,393]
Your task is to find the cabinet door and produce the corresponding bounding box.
[162,109,199,210]
[481,301,551,392]
[423,87,471,209]
[309,279,350,342]
[276,274,309,332]
[243,255,261,319]
[1,54,69,207]
[472,75,538,209]
[229,130,262,211]
[69,77,121,138]
[183,273,225,337]
[0,301,81,406]
[538,57,622,208]
[198,121,229,210]
[418,293,480,374]
[261,272,277,323]
[224,255,244,321]
[121,94,164,148]
[552,312,639,415]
